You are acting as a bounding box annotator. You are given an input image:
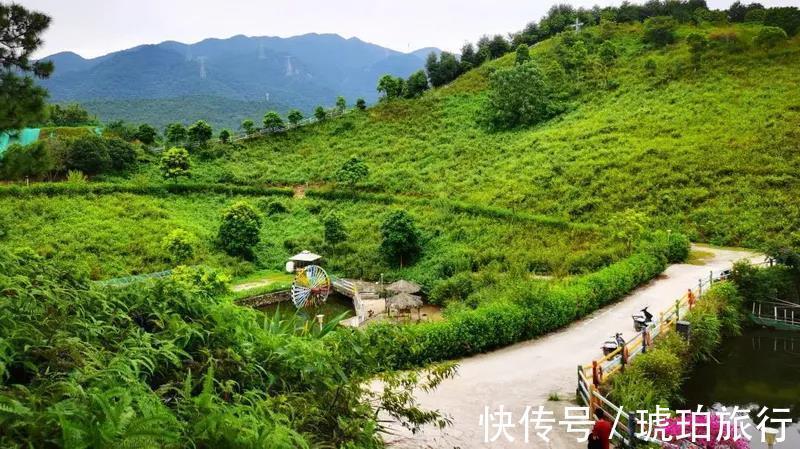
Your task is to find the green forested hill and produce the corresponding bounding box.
[180,22,800,249]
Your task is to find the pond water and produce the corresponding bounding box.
[682,329,800,449]
[257,293,354,324]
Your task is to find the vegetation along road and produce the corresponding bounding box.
[384,245,763,449]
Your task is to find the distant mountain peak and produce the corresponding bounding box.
[38,33,442,127]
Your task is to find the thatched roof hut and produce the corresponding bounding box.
[388,292,422,310]
[386,279,421,294]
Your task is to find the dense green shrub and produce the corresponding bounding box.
[135,123,158,145]
[763,6,800,36]
[731,261,796,304]
[359,245,670,368]
[256,198,288,215]
[0,141,56,180]
[481,61,566,130]
[404,70,430,98]
[335,157,369,187]
[323,212,347,245]
[262,111,284,130]
[380,210,421,267]
[753,26,788,48]
[0,248,451,448]
[429,271,476,305]
[643,16,678,47]
[106,137,138,172]
[187,119,213,148]
[65,135,111,175]
[218,202,261,258]
[160,147,191,182]
[161,228,196,263]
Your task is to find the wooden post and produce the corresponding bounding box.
[710,270,714,286]
[675,300,681,321]
[589,384,598,417]
[642,329,650,354]
[698,279,703,297]
[592,360,600,386]
[627,414,638,449]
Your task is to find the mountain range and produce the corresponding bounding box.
[39,33,438,129]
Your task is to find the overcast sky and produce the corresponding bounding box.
[21,0,799,58]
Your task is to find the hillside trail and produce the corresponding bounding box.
[384,245,764,449]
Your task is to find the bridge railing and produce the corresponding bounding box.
[577,258,773,448]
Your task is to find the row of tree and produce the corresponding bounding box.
[0,134,138,180]
[239,96,367,137]
[375,2,799,103]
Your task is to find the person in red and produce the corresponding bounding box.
[589,408,612,449]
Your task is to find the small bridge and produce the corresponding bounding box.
[750,300,800,330]
[332,278,386,327]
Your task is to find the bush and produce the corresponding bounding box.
[664,232,691,263]
[429,272,476,305]
[753,26,788,49]
[0,141,55,180]
[256,198,288,215]
[162,228,197,263]
[65,135,111,175]
[105,137,138,172]
[160,147,191,182]
[380,210,421,267]
[764,7,800,36]
[335,157,369,187]
[481,61,566,130]
[708,30,747,52]
[643,16,678,47]
[359,246,670,369]
[135,123,158,145]
[218,202,261,257]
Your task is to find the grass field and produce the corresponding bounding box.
[106,22,800,250]
[0,191,625,287]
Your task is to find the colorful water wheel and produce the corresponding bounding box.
[291,265,331,308]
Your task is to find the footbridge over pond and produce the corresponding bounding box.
[332,278,386,327]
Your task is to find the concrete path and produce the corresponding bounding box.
[385,245,763,449]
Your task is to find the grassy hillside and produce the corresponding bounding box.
[0,190,622,283]
[168,22,800,249]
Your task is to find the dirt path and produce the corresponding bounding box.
[231,279,275,292]
[385,245,764,449]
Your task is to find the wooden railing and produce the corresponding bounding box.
[576,259,772,448]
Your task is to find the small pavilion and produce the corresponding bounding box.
[287,250,323,272]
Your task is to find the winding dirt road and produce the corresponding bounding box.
[386,245,763,449]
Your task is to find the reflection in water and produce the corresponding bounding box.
[682,329,800,448]
[257,293,354,324]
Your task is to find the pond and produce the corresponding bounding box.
[257,292,354,325]
[682,329,800,449]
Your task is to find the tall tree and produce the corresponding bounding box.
[187,120,213,148]
[135,123,158,145]
[335,96,346,113]
[377,75,404,100]
[241,119,256,135]
[218,202,261,258]
[262,111,284,130]
[165,123,187,147]
[287,109,303,126]
[160,147,191,182]
[460,43,477,71]
[404,70,429,98]
[0,3,53,130]
[380,210,421,267]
